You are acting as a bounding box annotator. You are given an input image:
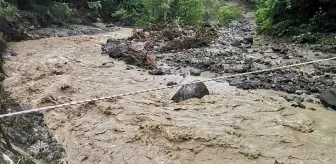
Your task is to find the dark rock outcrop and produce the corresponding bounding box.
[319,88,336,110]
[171,82,210,103]
[0,16,31,41]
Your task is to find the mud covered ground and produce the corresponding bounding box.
[3,18,336,164]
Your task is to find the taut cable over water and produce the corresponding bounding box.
[0,57,335,118]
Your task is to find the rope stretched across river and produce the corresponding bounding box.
[0,57,335,118]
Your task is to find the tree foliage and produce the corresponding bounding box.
[251,0,336,35]
[0,0,244,27]
[114,0,205,27]
[0,0,18,17]
[218,3,243,25]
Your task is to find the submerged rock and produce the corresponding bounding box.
[319,88,336,110]
[171,82,210,103]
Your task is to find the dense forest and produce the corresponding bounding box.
[0,0,336,38]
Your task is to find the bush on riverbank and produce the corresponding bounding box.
[218,3,243,25]
[113,0,235,27]
[0,0,18,17]
[248,0,336,35]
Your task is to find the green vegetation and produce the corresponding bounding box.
[4,0,334,37]
[218,3,243,25]
[50,2,74,20]
[129,0,205,27]
[0,0,245,28]
[203,0,221,22]
[111,0,218,27]
[0,0,18,17]
[248,0,336,35]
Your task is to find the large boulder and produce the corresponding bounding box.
[102,39,129,58]
[171,82,210,103]
[190,68,201,76]
[319,88,336,110]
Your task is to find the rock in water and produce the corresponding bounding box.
[190,68,201,76]
[101,39,129,58]
[171,82,209,103]
[244,36,254,44]
[319,88,336,110]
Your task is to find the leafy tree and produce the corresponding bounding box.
[0,0,18,17]
[218,3,242,25]
[252,0,336,35]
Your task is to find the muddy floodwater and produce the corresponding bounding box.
[3,28,336,164]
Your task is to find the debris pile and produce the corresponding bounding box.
[101,39,157,69]
[101,26,217,69]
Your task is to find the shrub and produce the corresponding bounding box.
[254,5,271,33]
[0,0,18,17]
[118,0,224,27]
[87,1,102,13]
[31,1,74,22]
[252,0,336,35]
[98,0,122,20]
[118,0,205,27]
[178,0,203,27]
[203,0,221,23]
[218,3,243,25]
[50,2,73,20]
